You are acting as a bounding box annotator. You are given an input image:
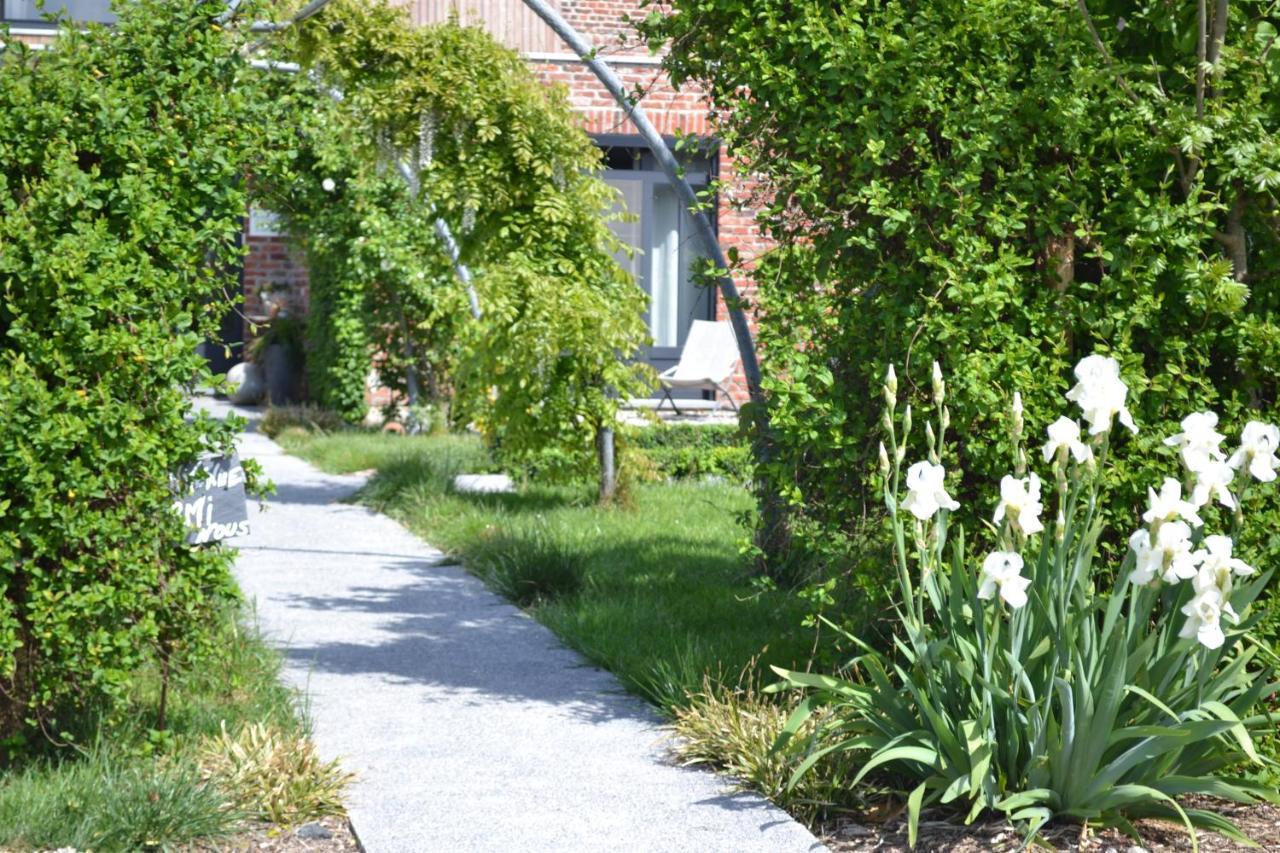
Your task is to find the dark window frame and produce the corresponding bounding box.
[0,0,115,27]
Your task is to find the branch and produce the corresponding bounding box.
[1076,0,1143,107]
[1208,0,1230,66]
[1196,0,1208,119]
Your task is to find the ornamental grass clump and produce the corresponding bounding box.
[773,356,1280,848]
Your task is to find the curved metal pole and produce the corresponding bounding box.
[520,0,765,408]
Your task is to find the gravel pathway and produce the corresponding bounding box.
[205,400,825,853]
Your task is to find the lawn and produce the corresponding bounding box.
[275,429,822,712]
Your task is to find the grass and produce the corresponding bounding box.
[0,604,345,851]
[277,430,823,713]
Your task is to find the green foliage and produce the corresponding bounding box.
[0,1,270,739]
[625,423,752,482]
[278,429,821,714]
[641,0,1280,617]
[673,673,857,822]
[774,368,1279,845]
[257,2,651,478]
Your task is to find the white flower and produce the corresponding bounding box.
[1142,477,1203,528]
[1191,460,1236,510]
[1042,416,1094,465]
[993,473,1044,535]
[1191,534,1254,604]
[1179,587,1227,649]
[1129,529,1161,585]
[1153,520,1198,584]
[1065,355,1137,435]
[321,177,337,192]
[978,551,1031,608]
[901,461,959,520]
[1163,411,1226,474]
[1195,534,1255,579]
[1228,421,1280,483]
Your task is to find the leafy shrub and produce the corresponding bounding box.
[260,405,351,439]
[642,0,1280,616]
[0,1,269,739]
[775,360,1279,846]
[198,722,352,827]
[470,523,586,608]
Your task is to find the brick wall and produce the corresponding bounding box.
[242,234,309,326]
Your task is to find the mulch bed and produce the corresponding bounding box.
[822,801,1280,852]
[183,816,360,853]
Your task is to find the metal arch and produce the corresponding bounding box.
[518,0,766,409]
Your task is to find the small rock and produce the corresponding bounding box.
[837,822,873,838]
[1126,847,1150,853]
[296,821,333,840]
[453,473,515,494]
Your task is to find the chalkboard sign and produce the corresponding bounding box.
[171,453,249,544]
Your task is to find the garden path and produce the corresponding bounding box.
[202,398,826,853]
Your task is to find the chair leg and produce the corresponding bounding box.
[660,386,683,416]
[713,383,740,412]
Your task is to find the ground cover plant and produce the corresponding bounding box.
[0,605,345,851]
[0,0,277,745]
[775,358,1280,848]
[276,428,822,714]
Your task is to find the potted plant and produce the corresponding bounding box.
[249,314,305,405]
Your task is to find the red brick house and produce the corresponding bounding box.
[4,0,767,406]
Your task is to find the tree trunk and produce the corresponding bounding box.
[597,425,617,505]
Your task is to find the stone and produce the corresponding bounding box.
[225,362,265,405]
[296,822,332,840]
[453,473,515,494]
[837,823,873,838]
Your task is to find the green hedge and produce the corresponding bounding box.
[627,424,751,482]
[0,2,267,740]
[645,1,1280,612]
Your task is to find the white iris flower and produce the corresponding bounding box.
[993,474,1044,536]
[978,551,1030,609]
[901,461,959,520]
[1065,355,1137,436]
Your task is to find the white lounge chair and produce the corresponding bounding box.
[657,320,741,413]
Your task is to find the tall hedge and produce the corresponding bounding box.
[643,0,1280,596]
[0,1,266,738]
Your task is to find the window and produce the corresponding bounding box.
[1,0,115,25]
[598,138,716,369]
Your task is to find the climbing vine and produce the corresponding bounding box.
[258,1,650,472]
